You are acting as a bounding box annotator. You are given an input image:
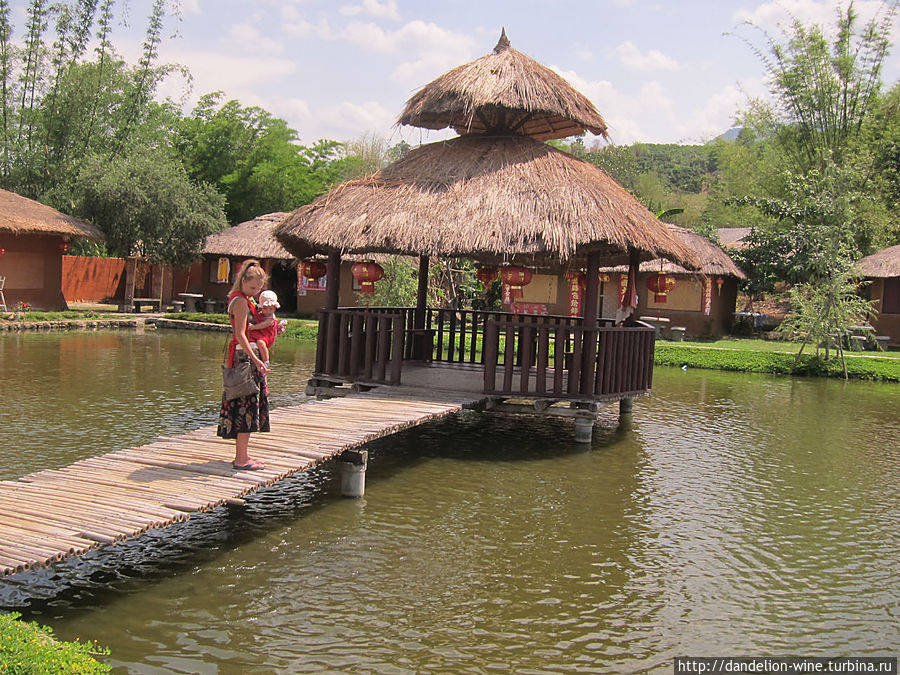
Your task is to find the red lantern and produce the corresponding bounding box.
[59,241,71,254]
[500,265,532,300]
[646,273,676,303]
[300,260,327,280]
[0,248,5,257]
[475,266,498,287]
[716,276,724,294]
[351,261,385,294]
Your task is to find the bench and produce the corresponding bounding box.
[171,300,185,312]
[669,326,686,341]
[120,298,162,312]
[875,336,891,351]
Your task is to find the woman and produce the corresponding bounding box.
[217,259,273,470]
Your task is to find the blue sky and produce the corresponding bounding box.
[9,0,900,147]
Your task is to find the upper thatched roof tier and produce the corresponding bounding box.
[397,30,607,142]
[275,134,700,270]
[203,212,292,260]
[601,226,747,279]
[856,244,900,278]
[0,188,104,240]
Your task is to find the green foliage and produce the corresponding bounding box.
[175,93,349,224]
[361,256,418,307]
[776,268,874,371]
[0,611,110,673]
[74,149,227,265]
[655,343,900,381]
[0,0,182,202]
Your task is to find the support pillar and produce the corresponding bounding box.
[413,255,429,359]
[338,450,367,498]
[580,250,601,394]
[574,417,593,444]
[325,250,341,310]
[620,397,634,414]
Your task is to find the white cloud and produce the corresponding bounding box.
[614,40,680,72]
[339,20,475,84]
[283,16,334,39]
[315,100,396,140]
[339,0,401,21]
[181,0,201,14]
[226,23,284,55]
[576,49,593,61]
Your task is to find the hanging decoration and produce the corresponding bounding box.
[646,273,676,303]
[617,273,629,306]
[59,240,71,254]
[615,268,638,324]
[475,266,498,288]
[500,265,532,301]
[351,261,385,294]
[565,271,586,317]
[703,277,713,315]
[0,247,6,257]
[300,260,327,281]
[716,277,724,295]
[216,257,230,284]
[599,272,611,283]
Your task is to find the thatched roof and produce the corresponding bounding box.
[398,30,607,142]
[718,227,751,250]
[0,188,103,240]
[203,212,292,260]
[275,134,700,270]
[856,244,900,278]
[601,226,747,279]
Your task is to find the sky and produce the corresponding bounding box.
[9,0,900,148]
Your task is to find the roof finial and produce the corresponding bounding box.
[494,27,510,53]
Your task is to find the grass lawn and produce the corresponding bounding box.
[674,337,900,359]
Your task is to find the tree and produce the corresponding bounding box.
[0,0,181,204]
[74,150,227,266]
[175,93,350,223]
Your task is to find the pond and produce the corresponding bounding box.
[1,329,898,673]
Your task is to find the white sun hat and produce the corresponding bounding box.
[259,290,280,308]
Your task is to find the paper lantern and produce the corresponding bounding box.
[500,265,532,300]
[0,247,5,257]
[475,266,498,287]
[59,240,71,254]
[716,277,724,294]
[300,260,327,280]
[351,261,385,294]
[646,273,676,303]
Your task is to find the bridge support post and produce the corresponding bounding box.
[620,397,634,414]
[338,450,367,498]
[574,417,593,444]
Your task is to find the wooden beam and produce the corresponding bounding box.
[326,251,341,310]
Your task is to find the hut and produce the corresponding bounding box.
[856,244,900,347]
[597,226,747,338]
[275,31,699,439]
[175,213,298,312]
[0,188,103,311]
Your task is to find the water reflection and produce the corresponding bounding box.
[1,331,898,673]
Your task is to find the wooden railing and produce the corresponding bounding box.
[315,307,655,400]
[315,309,405,384]
[482,319,655,400]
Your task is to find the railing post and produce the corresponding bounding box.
[390,314,403,384]
[483,321,499,393]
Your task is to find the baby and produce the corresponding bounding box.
[248,290,283,366]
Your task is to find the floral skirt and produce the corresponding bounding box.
[216,351,270,438]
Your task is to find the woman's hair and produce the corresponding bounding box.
[229,259,267,295]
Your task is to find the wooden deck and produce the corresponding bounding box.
[0,387,484,579]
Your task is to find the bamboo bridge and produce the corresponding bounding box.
[0,387,483,579]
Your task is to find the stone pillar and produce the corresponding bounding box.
[338,450,367,498]
[574,417,593,444]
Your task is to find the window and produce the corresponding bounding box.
[882,278,900,314]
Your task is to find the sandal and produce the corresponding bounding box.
[232,459,265,471]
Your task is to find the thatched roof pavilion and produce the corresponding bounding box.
[203,212,291,260]
[398,29,608,141]
[856,244,900,278]
[275,31,703,418]
[0,188,103,240]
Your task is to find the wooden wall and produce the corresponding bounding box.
[0,233,67,310]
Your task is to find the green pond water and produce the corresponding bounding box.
[1,329,898,674]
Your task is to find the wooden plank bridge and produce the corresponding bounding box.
[0,387,484,579]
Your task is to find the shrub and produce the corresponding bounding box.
[0,612,110,674]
